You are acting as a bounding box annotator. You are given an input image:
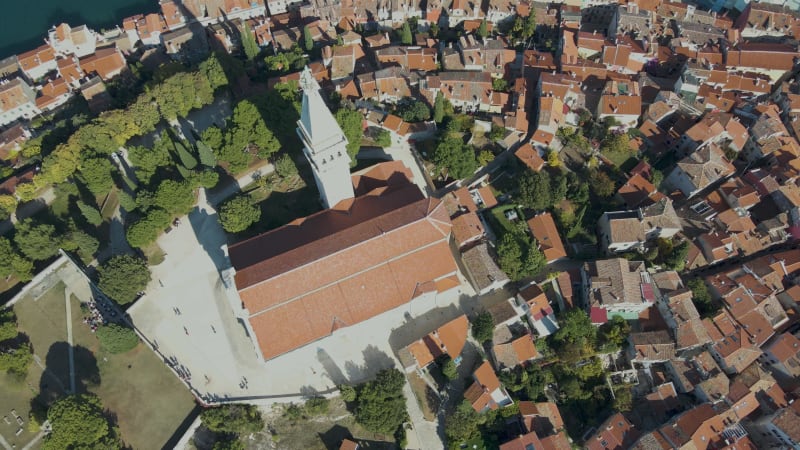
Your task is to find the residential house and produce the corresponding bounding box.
[356,67,418,104]
[514,143,545,172]
[331,44,367,80]
[678,111,749,156]
[642,382,681,424]
[664,143,736,198]
[162,25,209,63]
[517,283,559,337]
[743,106,792,162]
[0,166,36,197]
[374,46,438,72]
[458,35,516,76]
[79,47,128,81]
[47,23,98,58]
[266,0,304,15]
[616,173,665,208]
[17,45,57,81]
[760,332,800,379]
[532,94,564,149]
[745,402,800,449]
[597,199,681,254]
[56,57,85,88]
[0,79,40,126]
[585,413,638,450]
[597,78,642,129]
[659,288,711,351]
[0,124,30,163]
[704,310,764,374]
[629,330,677,363]
[718,177,760,214]
[159,1,187,30]
[527,213,566,263]
[464,361,512,412]
[493,334,539,370]
[499,430,543,450]
[518,401,565,437]
[35,78,71,112]
[423,71,500,113]
[462,242,510,294]
[726,42,800,74]
[401,315,469,372]
[582,259,656,323]
[79,76,112,113]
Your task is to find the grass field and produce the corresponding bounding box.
[4,282,194,450]
[67,296,195,450]
[488,204,524,237]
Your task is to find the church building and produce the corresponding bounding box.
[227,68,461,361]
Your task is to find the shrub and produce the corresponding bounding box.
[96,324,139,354]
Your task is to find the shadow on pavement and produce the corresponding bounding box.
[343,345,396,384]
[317,348,348,386]
[187,207,230,276]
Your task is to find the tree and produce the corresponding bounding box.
[335,107,364,164]
[0,194,16,215]
[613,385,633,412]
[663,240,690,271]
[213,440,245,450]
[492,78,508,92]
[77,201,103,226]
[339,384,356,402]
[472,311,494,343]
[174,139,198,170]
[445,401,483,445]
[477,19,488,38]
[0,309,18,343]
[97,255,151,304]
[600,316,630,349]
[14,220,60,261]
[241,22,260,60]
[64,228,100,263]
[396,98,431,122]
[589,170,616,198]
[687,278,715,316]
[303,26,314,51]
[274,154,298,179]
[478,150,494,166]
[42,394,119,450]
[351,369,407,435]
[441,356,458,380]
[518,171,552,211]
[375,129,392,148]
[0,237,33,282]
[190,169,220,189]
[200,53,230,91]
[524,240,547,278]
[220,100,280,171]
[552,309,597,363]
[433,91,445,123]
[0,343,32,378]
[600,132,631,157]
[96,324,139,354]
[219,196,261,233]
[126,208,170,248]
[433,137,477,180]
[78,158,115,195]
[400,21,413,45]
[128,139,175,184]
[118,191,137,212]
[547,150,560,167]
[202,404,265,434]
[154,179,195,215]
[196,140,217,167]
[497,232,524,281]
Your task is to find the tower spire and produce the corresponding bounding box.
[296,66,355,209]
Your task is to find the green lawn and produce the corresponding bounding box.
[488,204,524,237]
[602,149,638,171]
[6,282,193,450]
[67,296,195,450]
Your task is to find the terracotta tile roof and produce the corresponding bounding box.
[351,160,413,196]
[407,315,469,368]
[539,432,571,450]
[772,404,800,443]
[600,94,642,116]
[464,380,495,412]
[766,331,800,366]
[0,166,35,195]
[462,243,509,292]
[494,334,538,369]
[0,78,35,112]
[519,284,552,320]
[631,330,677,361]
[617,173,657,208]
[79,47,126,80]
[17,45,55,73]
[340,438,359,450]
[519,401,564,436]
[500,431,544,450]
[475,187,497,209]
[585,259,649,308]
[473,360,500,391]
[586,413,638,450]
[56,57,84,85]
[232,174,459,359]
[35,77,70,109]
[514,143,545,171]
[451,212,484,247]
[526,212,566,262]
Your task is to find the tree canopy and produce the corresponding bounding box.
[445,401,484,446]
[433,137,477,180]
[96,324,139,354]
[78,158,115,195]
[518,171,552,211]
[396,97,431,122]
[154,179,195,215]
[400,21,413,45]
[42,394,120,450]
[14,220,61,261]
[352,368,408,434]
[335,107,364,165]
[97,255,151,304]
[241,22,260,60]
[201,404,264,435]
[219,196,261,233]
[472,311,494,343]
[0,237,33,282]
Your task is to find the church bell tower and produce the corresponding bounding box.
[296,66,355,209]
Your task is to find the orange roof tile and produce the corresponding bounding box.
[451,212,484,246]
[515,143,545,171]
[527,212,566,262]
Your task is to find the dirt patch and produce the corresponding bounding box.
[407,372,439,422]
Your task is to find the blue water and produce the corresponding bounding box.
[0,0,158,59]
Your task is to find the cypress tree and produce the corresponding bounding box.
[400,22,412,45]
[303,26,314,52]
[196,140,217,167]
[174,140,198,170]
[77,201,103,226]
[433,91,445,123]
